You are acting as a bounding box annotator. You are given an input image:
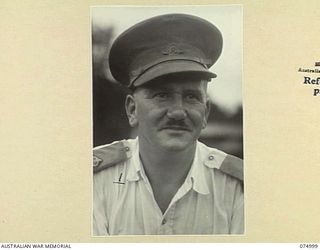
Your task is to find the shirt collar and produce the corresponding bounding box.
[126,138,164,185]
[187,142,210,195]
[125,138,142,182]
[125,139,219,195]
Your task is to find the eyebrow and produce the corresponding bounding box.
[143,87,207,101]
[146,86,171,92]
[145,85,204,92]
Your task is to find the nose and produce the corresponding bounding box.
[167,108,187,120]
[167,96,187,120]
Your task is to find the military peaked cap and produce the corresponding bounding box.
[109,13,223,88]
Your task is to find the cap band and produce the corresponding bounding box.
[131,59,217,88]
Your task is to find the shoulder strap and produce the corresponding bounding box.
[93,141,130,173]
[219,154,243,181]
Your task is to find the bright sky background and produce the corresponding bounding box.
[92,5,242,114]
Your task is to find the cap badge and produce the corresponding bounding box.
[162,44,183,55]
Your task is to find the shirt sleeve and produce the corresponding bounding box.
[230,182,244,234]
[93,174,109,236]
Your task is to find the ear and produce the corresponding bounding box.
[125,94,138,127]
[202,99,211,129]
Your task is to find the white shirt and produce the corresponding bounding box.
[93,138,244,235]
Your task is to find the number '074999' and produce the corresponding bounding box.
[300,244,318,248]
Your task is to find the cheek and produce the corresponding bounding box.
[135,99,207,126]
[136,101,167,124]
[187,105,207,124]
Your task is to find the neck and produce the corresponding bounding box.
[138,138,197,186]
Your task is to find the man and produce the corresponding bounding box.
[93,13,244,235]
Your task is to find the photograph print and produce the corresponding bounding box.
[91,5,244,236]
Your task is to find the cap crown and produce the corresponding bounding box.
[109,13,223,88]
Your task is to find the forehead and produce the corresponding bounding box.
[135,75,208,93]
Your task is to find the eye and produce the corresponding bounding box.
[153,92,169,100]
[185,93,201,102]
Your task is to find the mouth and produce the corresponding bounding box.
[161,126,191,132]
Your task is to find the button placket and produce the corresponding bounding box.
[160,204,175,234]
[168,204,176,233]
[158,215,168,234]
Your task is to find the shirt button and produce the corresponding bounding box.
[161,219,167,225]
[125,146,130,151]
[208,155,214,160]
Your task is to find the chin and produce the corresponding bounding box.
[159,139,193,152]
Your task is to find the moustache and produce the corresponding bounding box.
[160,120,191,131]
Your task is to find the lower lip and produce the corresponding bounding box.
[162,128,190,132]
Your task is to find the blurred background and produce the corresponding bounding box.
[92,6,243,159]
